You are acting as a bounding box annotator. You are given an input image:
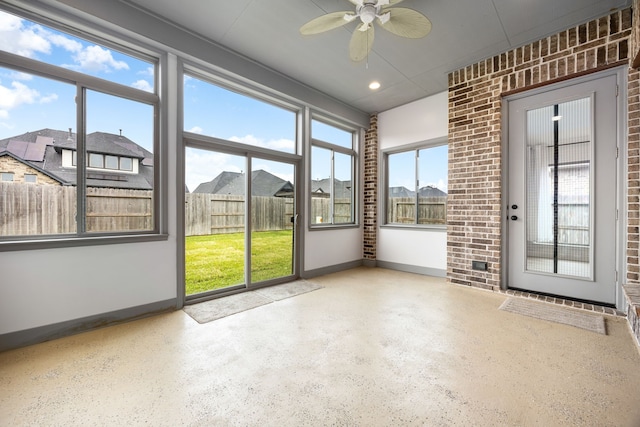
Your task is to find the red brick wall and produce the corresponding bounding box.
[363,114,378,261]
[447,8,634,290]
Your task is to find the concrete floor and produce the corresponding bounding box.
[1,267,640,426]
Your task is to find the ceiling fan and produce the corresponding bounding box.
[300,0,432,62]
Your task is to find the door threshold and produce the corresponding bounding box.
[502,288,621,316]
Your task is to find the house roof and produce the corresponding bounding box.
[193,170,293,197]
[0,128,154,190]
[311,178,352,199]
[418,186,447,197]
[0,151,66,184]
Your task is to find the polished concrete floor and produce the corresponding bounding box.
[1,267,640,426]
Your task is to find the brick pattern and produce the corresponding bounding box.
[447,8,633,292]
[623,285,640,346]
[363,114,378,260]
[0,155,60,185]
[629,67,640,284]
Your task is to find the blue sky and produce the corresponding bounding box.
[0,9,447,194]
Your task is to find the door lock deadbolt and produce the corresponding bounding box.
[511,204,518,210]
[511,215,518,220]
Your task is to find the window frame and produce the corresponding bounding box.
[309,116,359,229]
[382,137,448,230]
[0,7,167,250]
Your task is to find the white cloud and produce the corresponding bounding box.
[0,81,40,109]
[66,45,129,73]
[188,126,204,134]
[47,32,82,53]
[4,71,33,81]
[0,12,50,58]
[138,66,154,77]
[185,149,243,192]
[39,93,58,104]
[131,79,153,92]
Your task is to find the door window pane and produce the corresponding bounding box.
[251,159,295,283]
[185,148,246,295]
[526,97,592,278]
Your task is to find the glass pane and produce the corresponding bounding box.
[312,119,352,149]
[183,75,295,153]
[387,151,416,224]
[311,145,331,224]
[85,90,154,232]
[120,157,132,171]
[251,159,294,283]
[185,148,246,295]
[418,145,448,225]
[526,97,592,278]
[333,151,353,224]
[89,153,103,168]
[0,68,77,237]
[105,155,119,170]
[0,10,155,91]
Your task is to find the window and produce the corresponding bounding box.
[0,9,159,241]
[385,143,448,226]
[1,172,14,182]
[105,155,119,170]
[120,157,133,171]
[311,119,356,225]
[183,73,296,154]
[89,153,104,168]
[24,174,37,183]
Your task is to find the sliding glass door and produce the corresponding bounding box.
[184,143,298,299]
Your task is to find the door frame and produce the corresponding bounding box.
[180,133,303,305]
[501,66,627,309]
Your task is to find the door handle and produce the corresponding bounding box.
[511,215,518,220]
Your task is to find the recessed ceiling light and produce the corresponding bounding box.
[369,81,381,90]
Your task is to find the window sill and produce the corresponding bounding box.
[308,223,359,231]
[0,233,169,252]
[380,224,447,231]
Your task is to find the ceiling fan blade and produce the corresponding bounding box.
[349,25,374,62]
[300,11,355,35]
[381,0,404,7]
[378,7,431,38]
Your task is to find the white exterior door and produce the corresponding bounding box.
[507,72,619,304]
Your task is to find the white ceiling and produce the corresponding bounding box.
[123,0,630,114]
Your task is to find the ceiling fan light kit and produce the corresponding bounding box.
[300,0,431,62]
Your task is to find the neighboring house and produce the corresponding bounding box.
[0,128,153,190]
[387,185,447,198]
[311,178,352,199]
[193,169,294,197]
[388,186,415,198]
[418,185,447,198]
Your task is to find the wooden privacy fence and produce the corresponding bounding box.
[310,197,352,224]
[2,184,355,236]
[387,197,447,224]
[0,182,152,235]
[185,194,295,236]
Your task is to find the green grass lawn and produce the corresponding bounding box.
[185,230,293,295]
